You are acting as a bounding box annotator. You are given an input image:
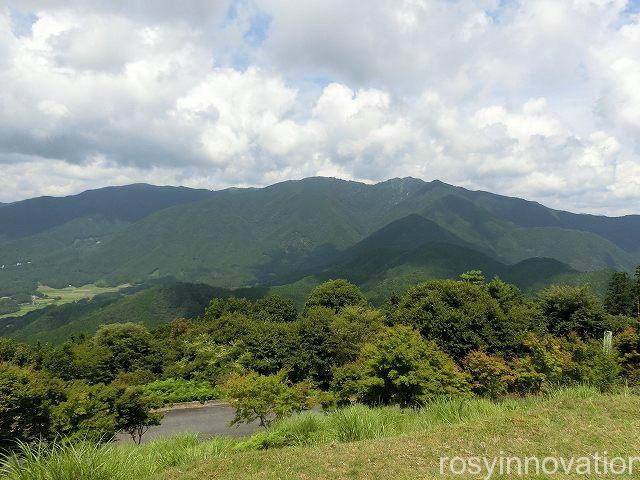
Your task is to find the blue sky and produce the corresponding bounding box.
[0,0,639,215]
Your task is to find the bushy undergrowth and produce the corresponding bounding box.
[0,386,607,480]
[142,378,220,406]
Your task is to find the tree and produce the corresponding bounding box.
[292,307,336,385]
[604,271,633,316]
[390,280,531,360]
[255,295,298,322]
[166,334,248,383]
[0,364,64,448]
[203,296,254,321]
[0,339,34,367]
[114,387,163,444]
[304,279,366,313]
[242,320,299,375]
[460,270,486,285]
[522,334,621,391]
[169,317,192,340]
[52,382,118,443]
[633,266,640,318]
[331,326,470,407]
[538,285,606,337]
[94,323,162,376]
[221,370,315,428]
[330,306,385,364]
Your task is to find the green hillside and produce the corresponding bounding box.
[1,177,638,303]
[0,184,213,239]
[0,283,221,344]
[69,178,640,289]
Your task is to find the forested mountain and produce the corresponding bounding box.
[0,177,638,301]
[0,184,213,239]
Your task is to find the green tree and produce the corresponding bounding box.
[304,279,366,313]
[203,296,254,321]
[538,285,606,337]
[518,333,620,391]
[604,271,633,316]
[242,320,299,375]
[0,339,34,367]
[391,280,530,360]
[331,326,470,407]
[52,382,118,443]
[167,334,248,383]
[221,370,315,427]
[292,307,336,385]
[0,364,64,447]
[114,387,163,444]
[632,266,640,318]
[94,323,162,376]
[255,295,298,322]
[43,340,113,383]
[330,306,385,364]
[460,270,486,285]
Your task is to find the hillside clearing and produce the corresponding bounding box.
[0,283,128,319]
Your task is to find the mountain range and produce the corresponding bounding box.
[1,177,638,304]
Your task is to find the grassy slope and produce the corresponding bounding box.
[4,388,636,479]
[167,390,640,480]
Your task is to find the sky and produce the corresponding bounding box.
[1,1,639,215]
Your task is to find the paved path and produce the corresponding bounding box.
[117,402,260,444]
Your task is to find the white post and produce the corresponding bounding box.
[603,331,613,354]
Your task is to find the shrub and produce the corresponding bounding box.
[142,378,220,405]
[508,357,545,395]
[615,327,640,384]
[463,350,511,398]
[508,334,622,394]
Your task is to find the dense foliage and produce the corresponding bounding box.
[1,269,640,450]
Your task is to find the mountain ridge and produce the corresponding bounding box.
[0,177,637,300]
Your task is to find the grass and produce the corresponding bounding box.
[2,387,640,479]
[0,284,129,320]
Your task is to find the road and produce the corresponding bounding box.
[117,402,260,443]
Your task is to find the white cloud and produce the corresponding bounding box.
[0,1,639,215]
